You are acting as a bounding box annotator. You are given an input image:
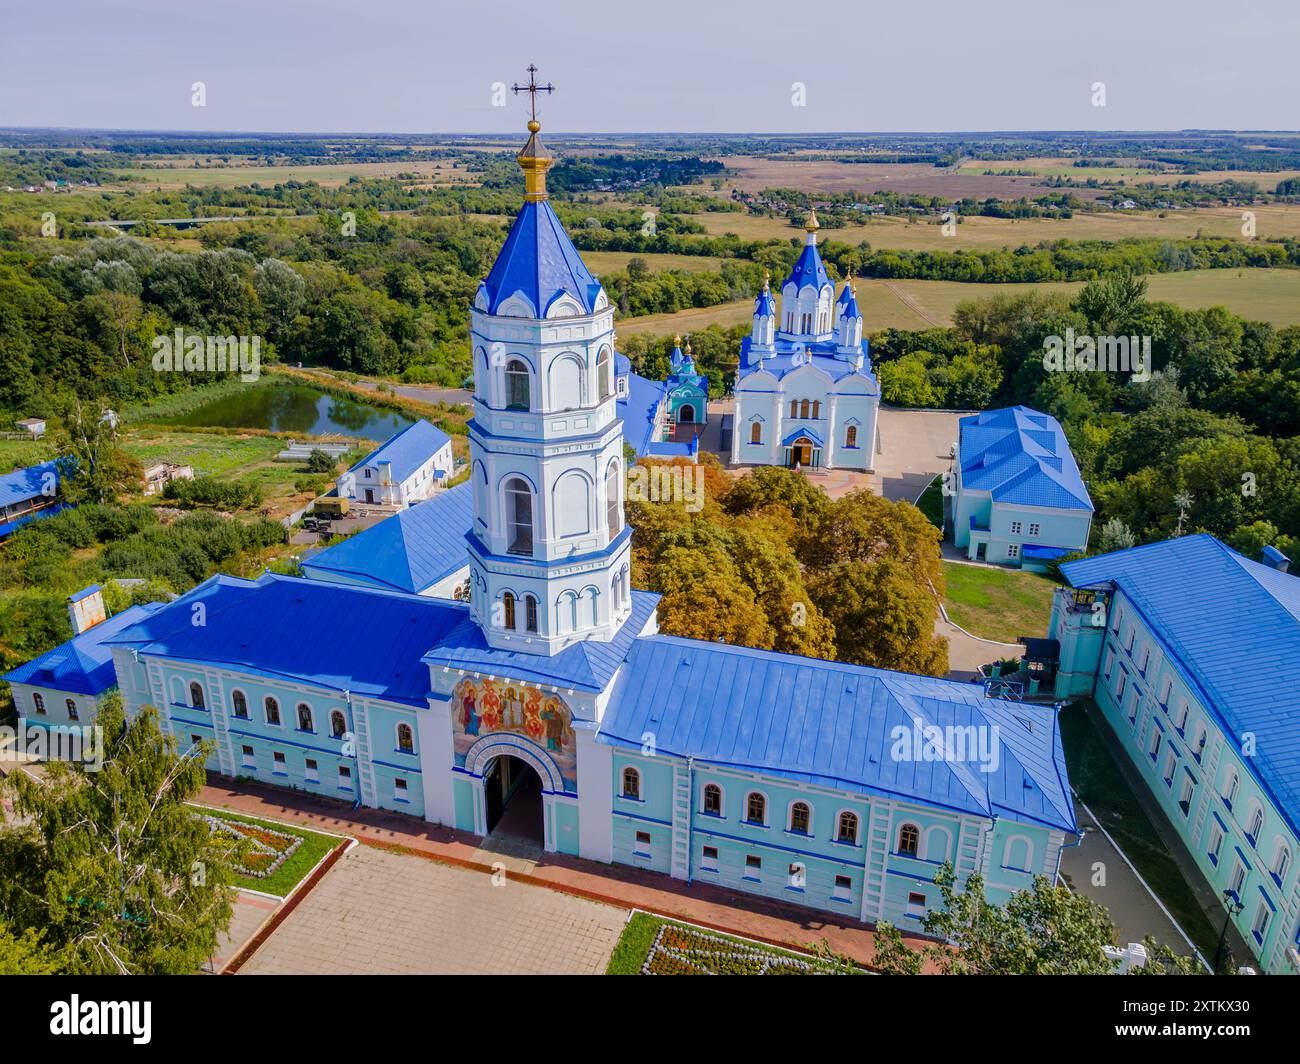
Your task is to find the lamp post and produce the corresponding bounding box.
[1213,889,1244,973]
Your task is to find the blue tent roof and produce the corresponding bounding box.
[0,459,61,507]
[599,636,1076,831]
[422,591,659,693]
[618,372,667,456]
[106,574,467,708]
[1061,534,1300,836]
[754,284,776,316]
[301,483,472,594]
[837,280,860,318]
[738,336,876,386]
[348,420,451,483]
[5,602,166,696]
[479,199,603,317]
[782,239,830,292]
[958,406,1092,512]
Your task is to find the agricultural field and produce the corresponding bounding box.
[687,203,1300,249]
[112,159,474,190]
[582,250,727,275]
[620,267,1300,336]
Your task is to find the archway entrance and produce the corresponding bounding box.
[784,436,820,469]
[678,403,696,424]
[484,754,544,843]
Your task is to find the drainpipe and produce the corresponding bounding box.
[685,755,694,885]
[345,690,362,811]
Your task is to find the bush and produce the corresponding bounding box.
[305,449,336,474]
[162,476,264,510]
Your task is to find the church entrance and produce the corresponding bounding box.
[784,436,821,469]
[484,754,544,844]
[678,403,696,424]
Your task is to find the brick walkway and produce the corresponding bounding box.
[200,778,936,970]
[240,844,626,975]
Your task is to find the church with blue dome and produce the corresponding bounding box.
[5,94,1076,932]
[729,212,881,471]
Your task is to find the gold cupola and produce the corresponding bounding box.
[517,119,555,202]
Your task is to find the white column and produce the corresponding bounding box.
[824,395,839,468]
[575,722,613,863]
[419,694,456,826]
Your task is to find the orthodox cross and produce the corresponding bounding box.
[511,64,554,123]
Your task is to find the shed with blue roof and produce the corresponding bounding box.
[0,459,66,538]
[951,405,1093,568]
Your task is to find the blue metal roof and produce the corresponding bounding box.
[106,574,467,708]
[348,419,451,484]
[738,336,877,388]
[1062,534,1300,836]
[782,425,825,448]
[4,602,166,696]
[837,280,861,318]
[782,239,830,292]
[421,590,659,693]
[301,483,472,594]
[599,636,1077,832]
[754,284,776,317]
[479,199,603,316]
[958,406,1093,512]
[0,459,61,507]
[619,372,667,456]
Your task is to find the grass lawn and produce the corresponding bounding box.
[119,428,284,479]
[940,560,1056,643]
[606,911,860,975]
[192,806,343,898]
[915,475,944,528]
[1058,702,1220,958]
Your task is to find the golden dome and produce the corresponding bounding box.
[516,120,554,202]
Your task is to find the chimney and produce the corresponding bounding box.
[68,584,107,635]
[1262,545,1291,574]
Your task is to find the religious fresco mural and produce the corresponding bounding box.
[450,676,577,791]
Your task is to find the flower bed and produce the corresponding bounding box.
[201,813,303,880]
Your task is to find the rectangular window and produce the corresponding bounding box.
[1028,522,1040,537]
[305,758,319,783]
[1229,861,1246,898]
[338,765,352,789]
[1179,776,1194,816]
[744,854,761,879]
[1009,521,1022,535]
[1007,544,1020,559]
[832,875,852,901]
[1208,824,1224,864]
[394,778,408,801]
[241,745,255,768]
[634,830,651,853]
[907,892,926,919]
[701,845,718,871]
[272,751,287,774]
[1162,750,1176,786]
[191,734,203,748]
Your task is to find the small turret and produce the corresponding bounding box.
[835,278,864,360]
[669,335,684,374]
[750,271,777,361]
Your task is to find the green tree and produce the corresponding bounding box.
[55,399,142,504]
[0,698,241,974]
[0,920,61,974]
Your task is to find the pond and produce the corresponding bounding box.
[160,382,417,442]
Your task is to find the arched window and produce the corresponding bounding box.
[745,792,766,825]
[800,398,810,419]
[789,801,811,835]
[66,698,79,721]
[702,783,722,815]
[845,425,858,448]
[264,696,281,726]
[1272,843,1291,884]
[597,348,612,400]
[297,703,314,732]
[331,710,347,738]
[837,811,859,844]
[789,399,798,418]
[621,766,640,799]
[898,823,920,856]
[749,421,762,444]
[505,359,530,410]
[502,591,517,630]
[811,400,820,419]
[605,462,621,539]
[1223,771,1239,808]
[189,682,205,709]
[232,690,248,719]
[1004,836,1032,872]
[525,594,538,633]
[397,723,414,754]
[1247,804,1264,842]
[32,693,45,715]
[505,478,533,556]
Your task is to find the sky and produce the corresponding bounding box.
[1,0,1296,134]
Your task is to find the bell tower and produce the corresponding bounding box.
[465,68,633,655]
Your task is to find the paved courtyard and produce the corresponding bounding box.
[239,843,628,975]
